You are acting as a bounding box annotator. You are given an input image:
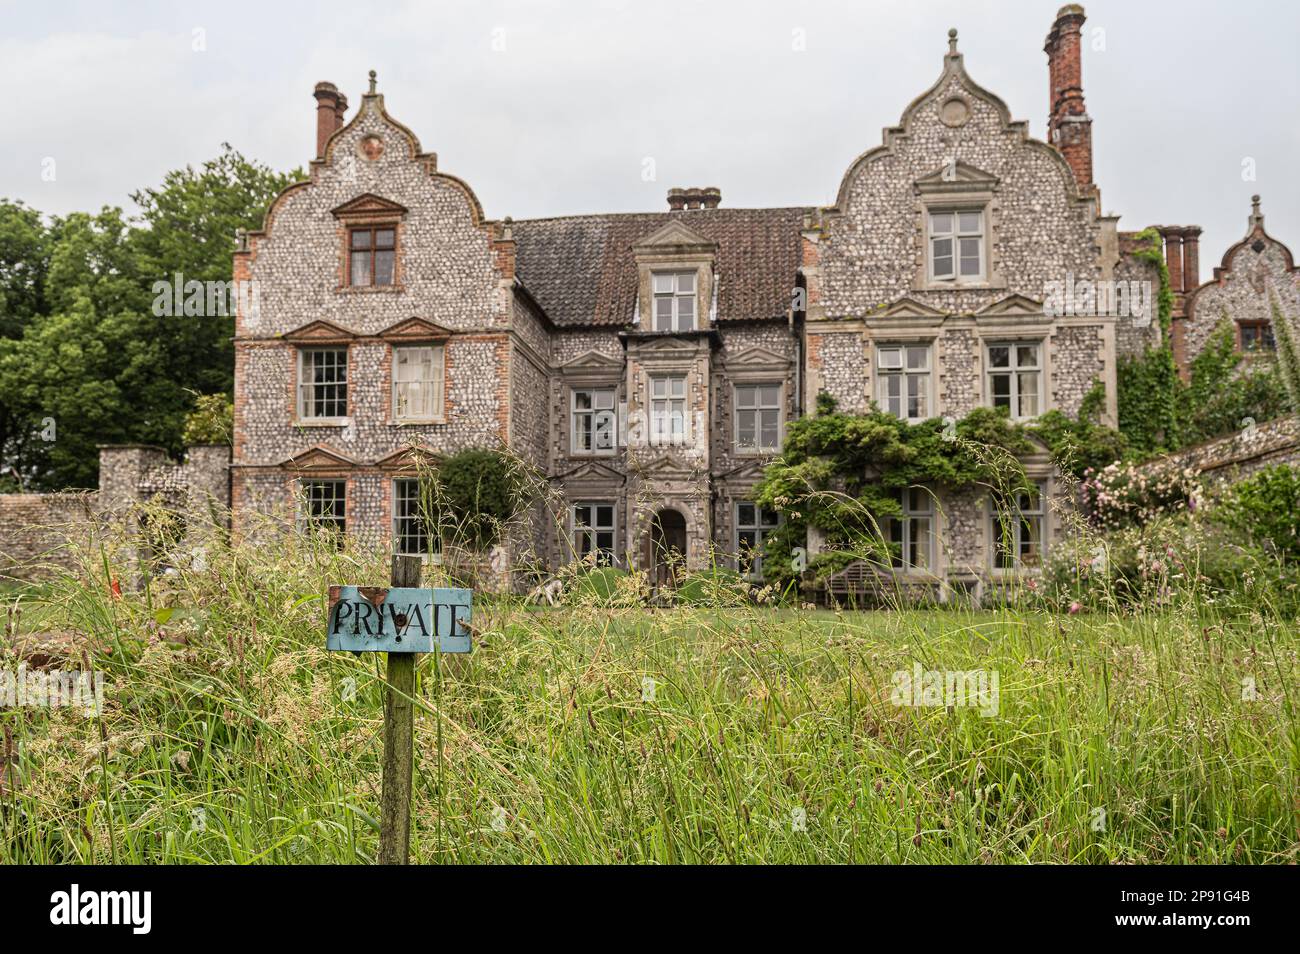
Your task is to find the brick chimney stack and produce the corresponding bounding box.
[1162,228,1184,293]
[314,82,343,159]
[1044,5,1094,194]
[1181,226,1201,290]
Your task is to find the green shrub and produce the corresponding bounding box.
[1217,464,1300,563]
[1042,512,1300,615]
[572,566,628,601]
[181,392,233,445]
[1079,458,1201,530]
[430,448,528,548]
[674,567,752,607]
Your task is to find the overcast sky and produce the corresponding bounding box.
[2,0,1296,270]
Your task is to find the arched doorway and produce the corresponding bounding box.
[649,509,687,588]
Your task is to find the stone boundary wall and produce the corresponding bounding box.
[0,444,232,584]
[1141,415,1300,485]
[0,492,99,581]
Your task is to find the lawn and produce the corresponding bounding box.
[1,542,1296,864]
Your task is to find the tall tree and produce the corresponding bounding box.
[0,146,297,489]
[130,143,298,396]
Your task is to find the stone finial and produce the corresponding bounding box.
[948,28,958,55]
[368,70,378,95]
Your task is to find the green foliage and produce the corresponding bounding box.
[1217,464,1300,563]
[1117,347,1180,455]
[130,143,299,397]
[0,209,179,487]
[1268,292,1300,413]
[430,448,529,548]
[1079,459,1201,530]
[1176,319,1288,445]
[814,390,838,416]
[1115,230,1292,455]
[674,566,752,606]
[1115,229,1181,454]
[182,393,234,445]
[7,515,1296,863]
[0,199,51,337]
[0,146,294,489]
[1042,511,1300,614]
[1026,380,1127,478]
[1127,227,1175,334]
[754,403,1126,584]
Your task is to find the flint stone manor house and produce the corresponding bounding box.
[228,4,1299,594]
[4,5,1297,595]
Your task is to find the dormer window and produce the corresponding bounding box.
[350,227,395,286]
[652,271,696,331]
[929,210,984,283]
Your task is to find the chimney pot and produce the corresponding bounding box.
[667,188,687,211]
[700,186,722,209]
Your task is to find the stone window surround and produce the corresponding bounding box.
[986,471,1054,576]
[650,270,698,332]
[392,476,437,558]
[556,356,625,458]
[926,207,986,284]
[872,338,937,422]
[346,224,397,288]
[1237,318,1274,353]
[890,486,938,574]
[558,467,626,566]
[570,499,619,566]
[972,319,1054,420]
[912,187,1005,292]
[633,350,705,450]
[633,243,716,334]
[389,342,447,424]
[648,373,689,446]
[731,381,784,455]
[983,337,1046,422]
[569,385,619,457]
[291,474,350,539]
[733,499,780,579]
[721,347,794,457]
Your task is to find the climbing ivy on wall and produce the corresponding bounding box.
[753,394,1125,586]
[1116,228,1180,454]
[1175,318,1289,445]
[1269,292,1300,413]
[1115,229,1295,455]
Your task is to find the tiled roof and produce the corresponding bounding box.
[511,207,805,327]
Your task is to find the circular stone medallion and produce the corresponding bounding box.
[359,135,385,161]
[939,97,971,128]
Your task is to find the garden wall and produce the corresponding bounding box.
[1144,415,1300,484]
[0,444,232,583]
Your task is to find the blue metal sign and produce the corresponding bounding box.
[326,585,472,653]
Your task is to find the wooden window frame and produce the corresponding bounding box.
[348,225,397,288]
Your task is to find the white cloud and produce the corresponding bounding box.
[0,0,1295,267]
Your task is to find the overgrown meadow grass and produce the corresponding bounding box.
[1,531,1296,864]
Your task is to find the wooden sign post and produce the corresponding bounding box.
[380,555,420,866]
[326,555,473,865]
